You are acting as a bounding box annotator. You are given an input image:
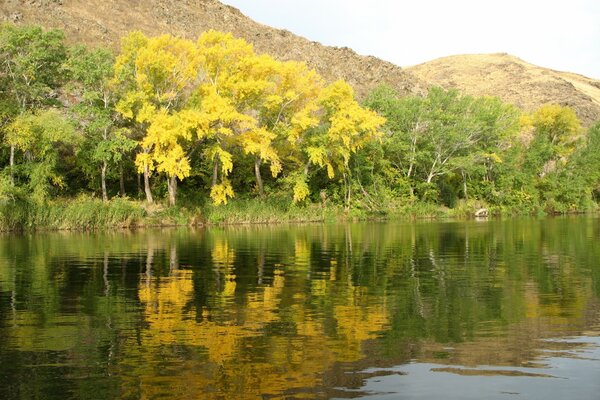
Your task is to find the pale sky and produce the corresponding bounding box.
[220,0,600,79]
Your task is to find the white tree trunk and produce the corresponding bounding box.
[101,161,108,202]
[143,165,153,204]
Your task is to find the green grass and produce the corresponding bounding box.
[0,196,146,231]
[203,197,331,225]
[1,194,598,232]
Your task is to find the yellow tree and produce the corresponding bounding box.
[113,32,200,205]
[299,80,385,207]
[240,58,323,198]
[193,30,263,204]
[529,104,580,148]
[193,31,323,202]
[184,87,255,205]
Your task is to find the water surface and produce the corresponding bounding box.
[0,218,599,399]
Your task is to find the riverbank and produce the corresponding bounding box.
[0,196,596,232]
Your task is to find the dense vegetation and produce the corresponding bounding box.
[1,24,599,230]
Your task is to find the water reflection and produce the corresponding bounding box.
[0,218,599,399]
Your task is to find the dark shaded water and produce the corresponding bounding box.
[0,218,599,399]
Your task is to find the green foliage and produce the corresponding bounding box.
[364,85,520,207]
[6,109,76,202]
[0,24,67,109]
[0,24,599,230]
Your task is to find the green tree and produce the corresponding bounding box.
[5,109,76,202]
[366,86,520,205]
[365,85,430,197]
[0,24,67,184]
[66,45,136,201]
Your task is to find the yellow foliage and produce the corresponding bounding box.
[530,104,580,145]
[296,80,385,186]
[197,30,254,85]
[292,176,310,203]
[205,146,233,176]
[112,30,385,204]
[135,152,154,174]
[135,110,193,179]
[114,32,201,187]
[210,179,235,205]
[114,32,198,121]
[484,152,503,164]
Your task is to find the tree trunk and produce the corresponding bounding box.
[137,173,142,198]
[426,172,435,184]
[462,170,468,200]
[119,163,126,197]
[346,183,352,211]
[101,161,108,202]
[212,158,219,187]
[254,157,264,198]
[343,172,351,212]
[143,165,153,204]
[167,175,177,206]
[9,145,14,185]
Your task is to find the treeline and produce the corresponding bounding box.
[1,24,600,225]
[0,25,382,210]
[363,87,600,214]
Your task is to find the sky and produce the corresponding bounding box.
[220,0,600,79]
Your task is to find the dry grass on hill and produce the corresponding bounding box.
[408,53,600,126]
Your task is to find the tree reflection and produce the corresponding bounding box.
[0,218,599,399]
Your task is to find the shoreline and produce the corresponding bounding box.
[1,197,596,234]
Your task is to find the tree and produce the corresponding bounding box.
[0,24,67,184]
[5,109,76,202]
[523,104,580,174]
[66,45,136,201]
[365,85,429,196]
[299,80,384,208]
[529,104,580,147]
[192,30,258,204]
[113,32,200,205]
[545,121,600,211]
[365,86,520,205]
[242,58,322,198]
[448,96,520,201]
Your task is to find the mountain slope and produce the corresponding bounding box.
[3,2,599,126]
[0,0,424,98]
[407,53,600,126]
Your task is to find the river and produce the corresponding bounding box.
[0,217,599,399]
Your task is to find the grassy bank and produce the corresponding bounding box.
[0,196,146,231]
[0,196,596,232]
[0,196,335,232]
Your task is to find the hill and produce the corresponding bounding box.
[407,53,600,126]
[0,0,424,98]
[3,2,599,126]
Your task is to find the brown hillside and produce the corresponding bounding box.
[3,2,598,125]
[407,53,600,127]
[0,0,424,98]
